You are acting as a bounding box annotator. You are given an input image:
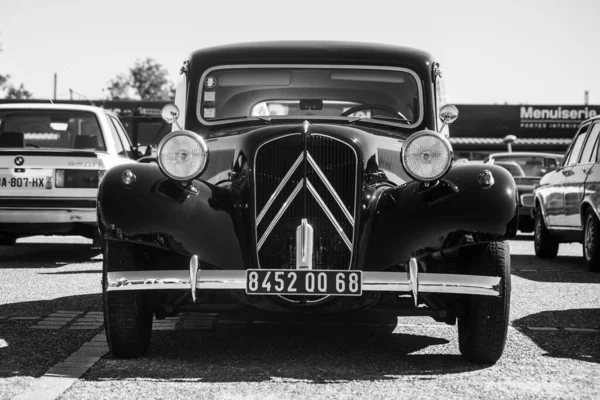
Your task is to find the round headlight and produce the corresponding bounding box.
[157,130,209,181]
[401,131,453,182]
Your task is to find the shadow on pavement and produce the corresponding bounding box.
[0,294,103,378]
[511,254,599,283]
[84,313,488,383]
[38,270,101,275]
[513,309,600,364]
[0,243,102,267]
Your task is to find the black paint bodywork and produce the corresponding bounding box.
[97,42,518,313]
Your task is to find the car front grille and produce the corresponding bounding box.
[254,133,357,271]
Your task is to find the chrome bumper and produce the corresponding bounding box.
[106,258,502,302]
[0,208,96,223]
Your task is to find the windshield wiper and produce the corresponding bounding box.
[350,115,412,124]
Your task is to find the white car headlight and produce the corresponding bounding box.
[157,130,209,181]
[401,131,453,182]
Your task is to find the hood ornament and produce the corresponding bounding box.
[303,120,311,135]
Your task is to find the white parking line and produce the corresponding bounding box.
[12,332,108,400]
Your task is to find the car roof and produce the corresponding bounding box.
[189,41,435,70]
[0,103,114,115]
[487,152,564,159]
[582,115,600,125]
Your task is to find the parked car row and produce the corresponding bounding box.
[3,41,596,369]
[533,116,600,272]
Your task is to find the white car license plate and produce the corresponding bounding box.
[0,175,48,189]
[246,269,362,296]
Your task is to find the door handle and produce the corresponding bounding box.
[561,169,574,177]
[583,167,591,174]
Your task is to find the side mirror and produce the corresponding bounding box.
[439,104,459,137]
[543,157,559,173]
[161,103,182,129]
[439,104,459,125]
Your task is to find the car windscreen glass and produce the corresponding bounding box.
[197,66,421,127]
[0,110,106,151]
[494,155,562,178]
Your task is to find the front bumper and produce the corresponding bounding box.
[0,208,96,223]
[106,258,502,303]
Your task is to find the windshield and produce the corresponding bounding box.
[0,109,106,151]
[493,155,563,178]
[197,66,422,127]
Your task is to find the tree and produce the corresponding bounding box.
[5,83,32,99]
[106,58,175,101]
[106,74,131,100]
[0,38,33,99]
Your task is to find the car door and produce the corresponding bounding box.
[581,121,600,222]
[564,122,600,227]
[554,124,590,227]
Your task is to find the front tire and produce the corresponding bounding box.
[583,209,600,272]
[458,241,511,364]
[103,241,153,358]
[534,212,559,258]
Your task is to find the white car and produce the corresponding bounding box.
[0,103,137,245]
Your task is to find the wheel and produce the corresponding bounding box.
[534,212,559,258]
[583,209,600,273]
[457,241,511,364]
[103,241,153,358]
[0,233,17,246]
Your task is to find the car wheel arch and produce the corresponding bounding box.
[534,197,549,226]
[580,199,600,226]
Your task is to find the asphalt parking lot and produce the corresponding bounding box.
[0,235,599,399]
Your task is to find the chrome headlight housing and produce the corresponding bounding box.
[401,130,453,182]
[157,130,209,181]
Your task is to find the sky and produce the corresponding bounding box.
[0,0,599,105]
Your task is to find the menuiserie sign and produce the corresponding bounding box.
[451,104,600,139]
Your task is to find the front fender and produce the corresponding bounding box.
[97,164,245,270]
[362,164,518,269]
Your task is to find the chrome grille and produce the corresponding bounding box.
[254,133,357,271]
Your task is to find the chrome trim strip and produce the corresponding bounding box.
[197,64,425,129]
[306,179,352,250]
[409,258,419,306]
[107,271,192,290]
[307,152,354,226]
[190,255,199,302]
[296,218,314,269]
[106,270,501,297]
[362,272,501,296]
[256,152,303,225]
[257,180,304,251]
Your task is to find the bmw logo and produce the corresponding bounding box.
[14,156,24,166]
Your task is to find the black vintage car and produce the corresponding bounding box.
[98,41,518,364]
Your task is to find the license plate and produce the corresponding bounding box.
[246,269,362,296]
[0,176,47,189]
